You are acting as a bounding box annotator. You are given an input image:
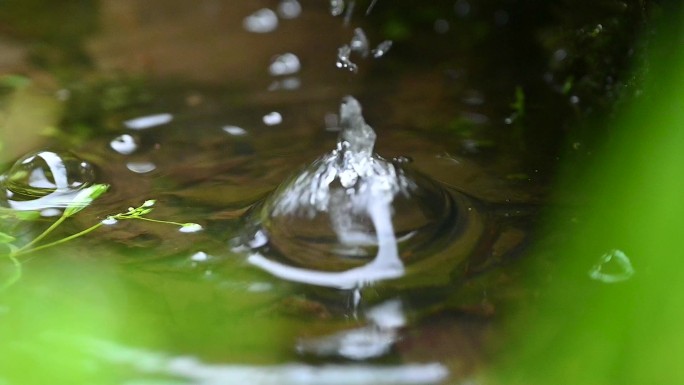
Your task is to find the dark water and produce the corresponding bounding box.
[0,1,644,384]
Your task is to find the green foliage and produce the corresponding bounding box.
[490,7,684,385]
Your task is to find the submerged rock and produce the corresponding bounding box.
[239,96,472,289]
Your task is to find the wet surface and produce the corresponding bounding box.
[0,0,646,384]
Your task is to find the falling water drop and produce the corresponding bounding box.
[243,8,279,33]
[269,53,301,76]
[336,45,358,73]
[263,112,283,126]
[277,0,301,19]
[330,0,345,16]
[350,28,369,58]
[372,40,393,58]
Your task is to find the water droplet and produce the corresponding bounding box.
[222,125,247,136]
[1,151,96,211]
[350,28,369,58]
[589,249,634,283]
[330,0,345,16]
[269,53,301,76]
[336,45,358,73]
[243,8,278,33]
[371,40,393,59]
[277,0,301,19]
[124,113,173,130]
[110,134,138,155]
[263,112,283,126]
[126,161,156,174]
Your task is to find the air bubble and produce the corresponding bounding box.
[1,150,97,211]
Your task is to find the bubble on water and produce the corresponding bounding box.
[350,28,369,58]
[589,249,635,283]
[277,0,301,19]
[222,125,247,136]
[124,113,173,130]
[110,134,138,155]
[126,161,156,174]
[263,111,283,126]
[336,45,358,73]
[243,8,278,33]
[330,0,345,16]
[269,53,301,76]
[371,40,393,58]
[1,150,97,211]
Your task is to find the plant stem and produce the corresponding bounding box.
[13,222,103,257]
[17,214,68,253]
[134,216,185,227]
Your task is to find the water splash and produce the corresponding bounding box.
[0,151,96,211]
[336,45,358,73]
[372,40,393,58]
[241,96,462,290]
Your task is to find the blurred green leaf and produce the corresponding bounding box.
[0,232,16,244]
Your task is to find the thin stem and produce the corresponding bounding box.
[13,223,103,257]
[134,216,185,227]
[17,214,67,252]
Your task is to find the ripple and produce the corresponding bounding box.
[237,97,481,289]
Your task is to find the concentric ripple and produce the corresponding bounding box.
[237,97,482,289]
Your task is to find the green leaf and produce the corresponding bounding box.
[0,232,16,244]
[63,184,110,217]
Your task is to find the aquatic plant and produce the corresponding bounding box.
[0,187,202,291]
